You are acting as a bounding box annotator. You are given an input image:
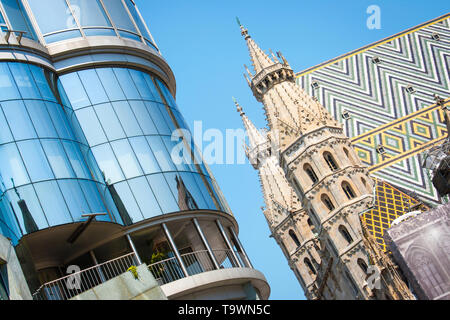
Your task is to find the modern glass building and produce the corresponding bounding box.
[0,0,269,300]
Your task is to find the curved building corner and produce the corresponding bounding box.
[0,0,269,300]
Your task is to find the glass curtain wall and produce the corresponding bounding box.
[0,0,37,40]
[0,62,122,243]
[26,0,157,48]
[58,67,231,226]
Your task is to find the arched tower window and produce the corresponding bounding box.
[321,194,335,211]
[342,182,356,199]
[324,152,338,171]
[304,164,318,184]
[339,225,354,244]
[343,147,353,163]
[304,257,316,275]
[289,229,300,247]
[361,177,367,188]
[357,258,368,274]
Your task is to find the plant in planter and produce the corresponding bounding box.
[127,265,139,280]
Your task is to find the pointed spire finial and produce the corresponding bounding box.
[236,16,250,39]
[233,97,245,116]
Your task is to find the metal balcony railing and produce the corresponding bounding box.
[32,252,138,300]
[148,249,250,286]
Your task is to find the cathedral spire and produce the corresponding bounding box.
[234,98,301,222]
[233,97,266,150]
[237,20,275,75]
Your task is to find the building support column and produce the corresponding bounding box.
[193,218,220,270]
[162,223,189,277]
[216,219,243,268]
[229,226,253,268]
[89,250,106,283]
[126,234,142,265]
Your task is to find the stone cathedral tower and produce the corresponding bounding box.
[237,23,414,300]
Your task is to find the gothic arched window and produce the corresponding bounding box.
[342,182,356,199]
[289,229,300,247]
[361,177,367,188]
[357,258,368,274]
[321,194,335,211]
[304,257,316,275]
[324,152,339,171]
[304,164,319,184]
[339,225,354,244]
[412,251,445,297]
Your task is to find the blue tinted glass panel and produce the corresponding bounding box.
[0,63,20,100]
[79,180,109,221]
[112,68,140,100]
[44,30,82,44]
[124,0,151,40]
[34,181,73,225]
[144,102,171,135]
[8,63,40,99]
[0,110,13,145]
[91,144,124,183]
[146,136,176,172]
[29,65,56,102]
[129,69,154,100]
[24,100,58,139]
[95,68,125,102]
[75,107,107,146]
[128,176,162,218]
[62,141,91,179]
[142,74,163,103]
[102,0,136,32]
[41,139,76,179]
[17,140,54,182]
[10,184,49,230]
[111,101,142,136]
[46,102,76,141]
[110,139,142,179]
[77,69,108,105]
[113,181,143,222]
[83,28,116,37]
[0,143,29,188]
[129,136,160,174]
[27,0,76,34]
[1,100,37,141]
[128,100,157,135]
[58,180,90,221]
[146,174,178,214]
[94,103,125,141]
[59,73,90,110]
[1,0,37,39]
[117,30,140,41]
[69,0,111,27]
[193,173,216,210]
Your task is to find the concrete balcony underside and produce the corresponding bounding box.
[160,268,270,300]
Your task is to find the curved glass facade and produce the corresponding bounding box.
[24,0,157,48]
[0,62,123,244]
[58,67,230,226]
[0,0,37,40]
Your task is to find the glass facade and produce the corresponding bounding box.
[24,0,157,48]
[0,62,123,243]
[0,0,37,39]
[58,67,229,226]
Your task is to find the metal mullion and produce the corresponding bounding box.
[65,0,85,38]
[120,0,143,44]
[132,0,159,51]
[98,0,120,37]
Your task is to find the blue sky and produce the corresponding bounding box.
[136,1,449,300]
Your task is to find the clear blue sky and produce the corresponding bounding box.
[136,0,449,300]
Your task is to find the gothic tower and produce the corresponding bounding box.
[235,99,323,298]
[238,23,414,300]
